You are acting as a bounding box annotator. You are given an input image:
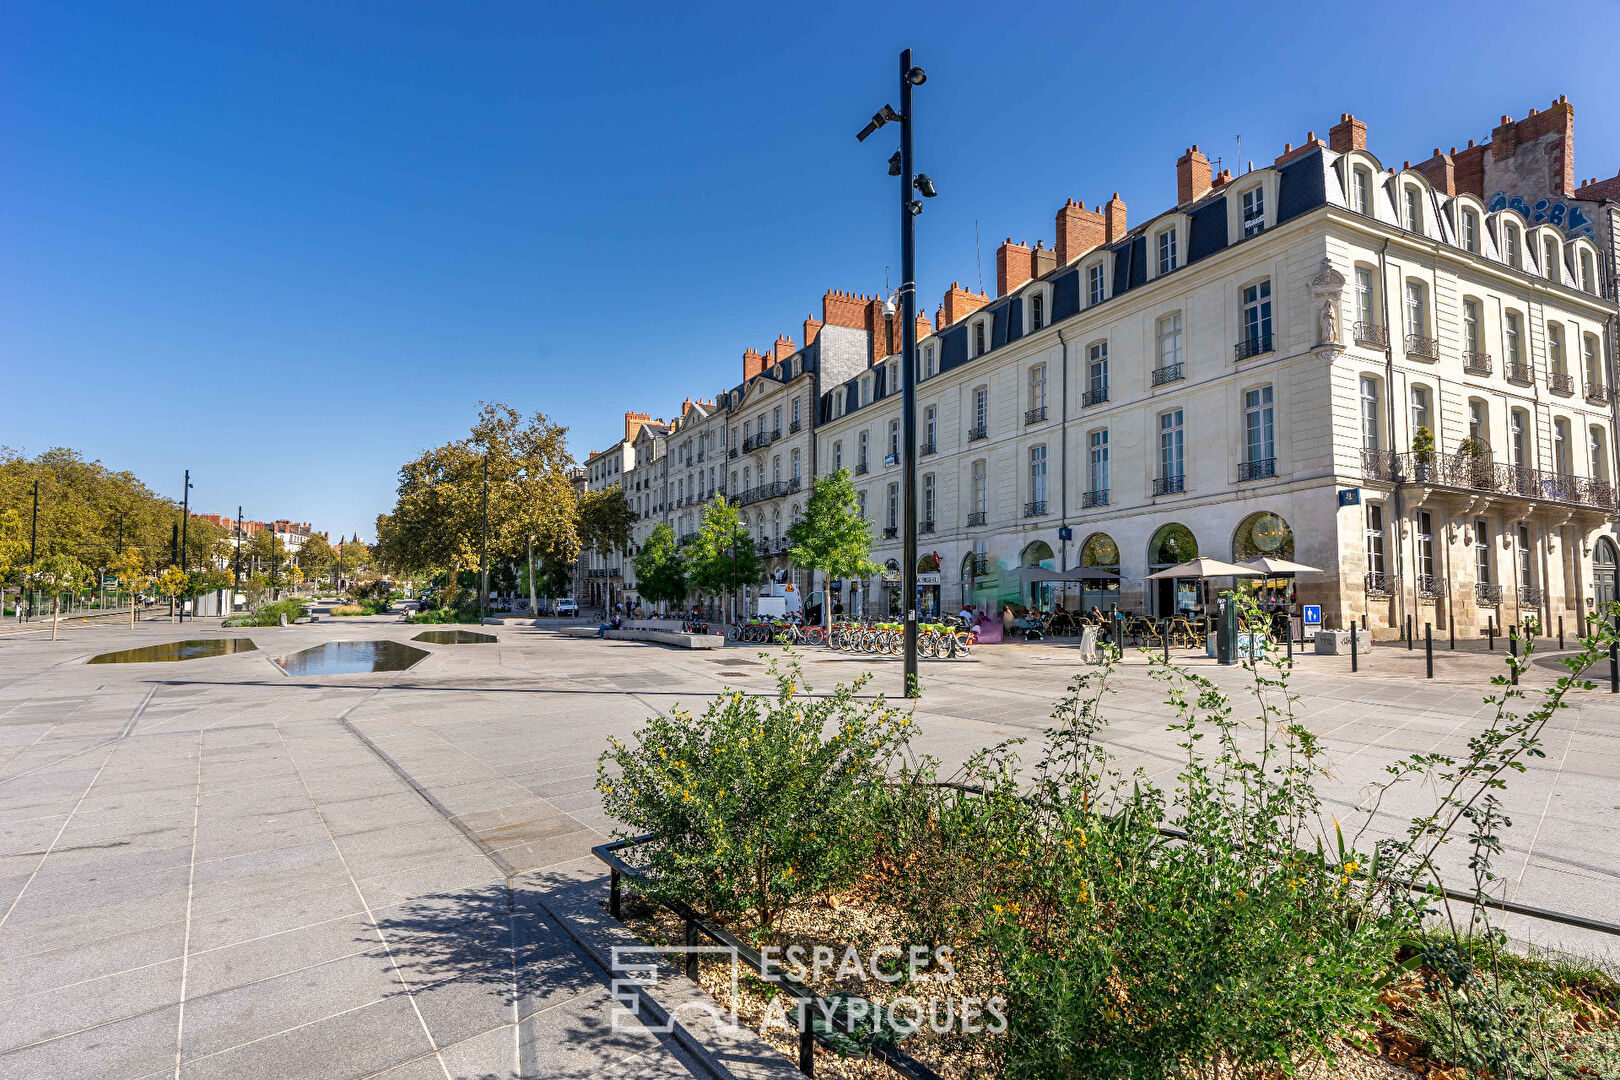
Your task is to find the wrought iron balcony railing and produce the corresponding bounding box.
[1359,449,1616,509]
[1476,582,1502,605]
[1234,333,1273,361]
[1405,334,1440,362]
[1549,373,1575,395]
[741,434,761,452]
[1364,571,1394,597]
[789,418,802,433]
[1463,351,1492,376]
[920,440,937,456]
[1504,360,1533,385]
[1153,474,1185,496]
[883,526,898,539]
[1588,384,1611,406]
[1081,387,1109,408]
[1152,362,1184,386]
[1416,574,1445,600]
[1238,457,1276,482]
[920,521,935,534]
[1082,489,1109,508]
[1354,322,1389,349]
[853,462,869,475]
[1519,585,1545,607]
[1024,406,1048,425]
[728,447,739,459]
[1023,500,1047,518]
[967,511,988,527]
[967,424,988,442]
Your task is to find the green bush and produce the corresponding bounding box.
[329,603,367,616]
[404,605,478,624]
[598,656,912,932]
[223,599,309,627]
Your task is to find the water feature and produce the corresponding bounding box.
[272,640,429,676]
[89,639,258,664]
[411,630,496,644]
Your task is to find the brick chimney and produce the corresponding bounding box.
[1104,193,1127,243]
[1488,98,1576,196]
[995,239,1033,297]
[939,282,990,327]
[742,348,767,382]
[822,289,868,330]
[934,306,945,332]
[1176,146,1212,205]
[1329,113,1366,153]
[1413,148,1457,196]
[1031,240,1056,279]
[625,411,653,441]
[773,335,796,363]
[915,312,932,343]
[1055,199,1107,266]
[803,314,823,346]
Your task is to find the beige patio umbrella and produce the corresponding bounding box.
[1236,557,1323,576]
[1145,557,1263,580]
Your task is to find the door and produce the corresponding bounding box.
[1596,538,1618,609]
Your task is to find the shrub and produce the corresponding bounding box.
[223,598,309,627]
[329,603,367,616]
[597,655,912,932]
[404,604,478,624]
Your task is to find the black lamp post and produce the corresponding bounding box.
[178,470,192,622]
[478,453,490,623]
[858,48,933,697]
[234,507,243,586]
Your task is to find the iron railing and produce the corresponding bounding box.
[728,447,739,459]
[967,424,988,442]
[1405,334,1440,362]
[1234,333,1273,361]
[919,440,937,456]
[1082,489,1109,508]
[1476,582,1503,604]
[853,462,869,476]
[1025,406,1048,424]
[883,526,898,539]
[1359,449,1615,508]
[1151,362,1184,386]
[1153,474,1185,496]
[920,521,935,534]
[1354,321,1389,349]
[1549,373,1575,395]
[1416,574,1445,600]
[1082,386,1108,408]
[967,511,988,527]
[1588,385,1611,406]
[1365,571,1394,597]
[1519,586,1545,607]
[789,418,802,433]
[742,434,762,452]
[1505,359,1533,385]
[1238,457,1276,481]
[1024,500,1047,518]
[1463,351,1492,376]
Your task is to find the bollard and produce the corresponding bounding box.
[1425,623,1433,679]
[1286,626,1293,665]
[1488,616,1495,651]
[684,915,699,981]
[1350,625,1358,672]
[799,1001,815,1074]
[1361,613,1367,631]
[1612,614,1619,695]
[1448,617,1455,651]
[1509,627,1519,686]
[1163,629,1169,664]
[1406,614,1413,650]
[1559,616,1565,650]
[610,869,622,920]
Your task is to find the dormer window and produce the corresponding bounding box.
[1242,187,1265,237]
[1029,291,1045,331]
[972,318,988,357]
[1504,223,1521,268]
[1543,237,1560,281]
[922,342,937,379]
[860,377,872,406]
[1581,250,1596,293]
[1461,208,1479,253]
[1350,166,1372,214]
[1087,263,1106,306]
[1157,228,1177,274]
[1403,186,1422,232]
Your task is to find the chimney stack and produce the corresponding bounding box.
[1176,146,1212,205]
[1031,240,1056,279]
[1104,193,1127,243]
[742,348,767,382]
[1055,198,1107,265]
[803,314,823,346]
[939,282,991,327]
[995,238,1033,297]
[773,335,796,363]
[1329,113,1367,153]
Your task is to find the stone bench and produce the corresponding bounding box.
[1314,628,1371,655]
[559,626,722,649]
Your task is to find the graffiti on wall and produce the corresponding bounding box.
[1488,192,1597,239]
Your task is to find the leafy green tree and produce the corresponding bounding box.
[108,546,149,628]
[578,487,637,559]
[686,496,762,622]
[28,552,87,640]
[297,533,336,582]
[786,468,880,629]
[155,565,188,622]
[632,523,688,611]
[0,509,26,617]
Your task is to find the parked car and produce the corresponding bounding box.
[554,597,578,617]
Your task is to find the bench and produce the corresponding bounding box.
[559,626,723,650]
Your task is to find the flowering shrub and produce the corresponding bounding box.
[597,655,912,932]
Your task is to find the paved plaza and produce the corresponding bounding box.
[1,612,1617,1079]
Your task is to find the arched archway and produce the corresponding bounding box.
[1020,541,1056,608]
[1595,537,1618,609]
[1148,523,1199,616]
[1080,532,1121,612]
[1232,511,1295,561]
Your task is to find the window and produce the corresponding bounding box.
[1416,510,1435,580]
[1088,342,1109,399]
[1365,504,1386,576]
[1241,280,1272,352]
[860,379,871,406]
[1088,263,1105,306]
[857,431,869,470]
[1029,446,1047,506]
[1410,385,1431,439]
[791,448,801,481]
[1088,430,1109,493]
[1504,223,1521,268]
[792,397,801,428]
[923,405,936,448]
[1586,334,1604,389]
[1590,427,1609,484]
[1581,250,1597,293]
[1157,229,1177,274]
[1554,417,1572,475]
[922,343,937,379]
[1354,266,1375,328]
[1242,187,1265,236]
[769,406,780,435]
[742,466,751,489]
[973,385,989,434]
[1159,409,1185,481]
[1403,186,1422,231]
[1463,297,1482,354]
[887,419,900,461]
[1469,399,1488,445]
[857,491,867,519]
[1157,313,1183,371]
[1517,523,1533,586]
[1505,311,1523,367]
[832,440,843,471]
[772,455,782,483]
[972,320,987,358]
[1543,237,1560,281]
[1360,376,1381,451]
[1461,208,1479,252]
[1475,518,1491,585]
[971,460,987,515]
[886,483,899,531]
[1510,410,1529,468]
[1549,323,1566,378]
[1029,363,1047,411]
[1029,291,1046,331]
[1351,166,1371,214]
[1244,385,1275,464]
[743,419,752,442]
[1404,280,1427,339]
[922,474,935,523]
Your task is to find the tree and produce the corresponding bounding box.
[246,529,288,588]
[108,545,149,629]
[29,553,87,640]
[632,523,688,610]
[0,509,26,618]
[686,496,762,622]
[786,468,880,630]
[578,487,637,559]
[156,565,188,623]
[297,533,336,582]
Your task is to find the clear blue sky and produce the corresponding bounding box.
[5,1,1615,541]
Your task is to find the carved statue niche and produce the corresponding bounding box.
[1307,257,1347,347]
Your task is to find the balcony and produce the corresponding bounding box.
[1358,449,1616,509]
[853,462,869,476]
[1024,406,1048,425]
[1153,474,1185,496]
[920,521,935,534]
[1082,489,1109,508]
[1238,458,1276,482]
[1549,372,1575,396]
[1081,387,1109,408]
[1023,500,1047,518]
[789,418,802,433]
[1519,585,1545,607]
[1588,385,1611,406]
[1405,334,1440,362]
[883,526,898,539]
[770,429,782,443]
[967,424,988,442]
[1416,574,1445,601]
[1152,362,1184,386]
[1505,360,1533,385]
[920,440,937,456]
[1354,322,1390,349]
[1364,571,1394,597]
[757,539,772,557]
[967,511,988,527]
[742,435,761,453]
[1476,582,1503,605]
[728,447,739,459]
[1234,333,1273,362]
[1463,351,1492,376]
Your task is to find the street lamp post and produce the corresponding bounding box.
[178,470,192,623]
[858,49,932,697]
[27,479,38,618]
[478,453,490,623]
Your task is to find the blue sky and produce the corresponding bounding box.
[4,1,1615,541]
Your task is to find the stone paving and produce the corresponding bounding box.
[1,612,1617,1078]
